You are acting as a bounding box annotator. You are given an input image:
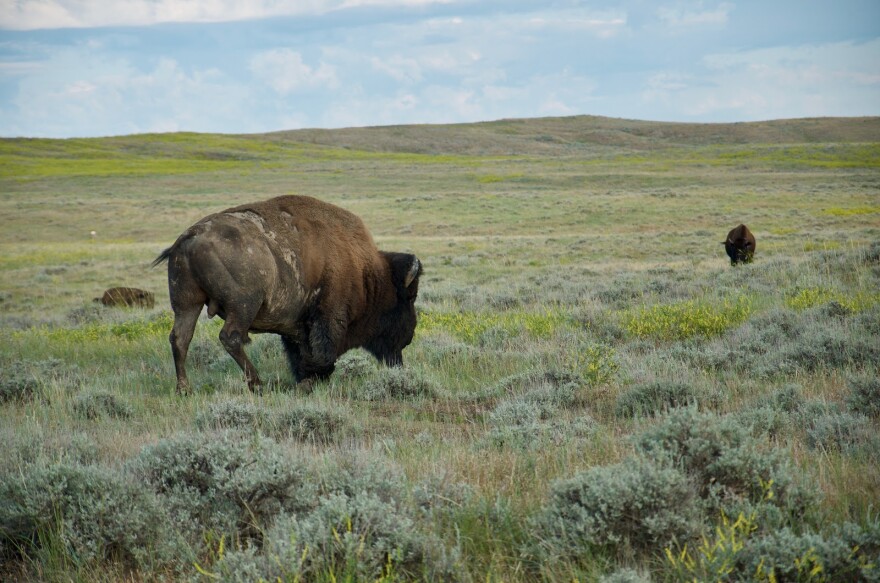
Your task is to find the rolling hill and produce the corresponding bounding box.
[261,115,880,155]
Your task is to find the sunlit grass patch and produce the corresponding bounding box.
[822,206,880,217]
[622,296,752,341]
[802,241,842,252]
[474,173,523,184]
[785,287,880,312]
[11,311,218,343]
[603,143,880,170]
[0,245,106,270]
[711,143,880,169]
[2,157,247,179]
[418,308,573,343]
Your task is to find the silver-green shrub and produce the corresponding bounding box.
[273,402,348,442]
[71,391,132,420]
[614,380,698,418]
[847,375,880,418]
[411,471,474,518]
[355,367,441,401]
[600,568,654,583]
[635,409,815,522]
[0,358,60,402]
[756,383,804,413]
[483,397,596,451]
[0,462,177,569]
[682,306,880,378]
[0,370,40,402]
[495,369,583,399]
[312,449,408,502]
[194,399,267,432]
[484,416,597,451]
[186,337,232,370]
[806,412,877,455]
[0,428,98,475]
[735,384,804,438]
[214,491,465,582]
[333,349,377,379]
[735,522,880,582]
[531,457,700,562]
[128,431,314,546]
[212,451,466,581]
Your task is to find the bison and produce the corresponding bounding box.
[723,224,756,265]
[153,195,422,393]
[94,287,155,308]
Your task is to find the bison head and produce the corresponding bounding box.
[366,252,422,367]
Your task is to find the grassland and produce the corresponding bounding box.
[1,116,879,582]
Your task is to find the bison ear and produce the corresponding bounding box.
[384,252,422,299]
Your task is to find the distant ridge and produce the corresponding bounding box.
[261,115,880,156]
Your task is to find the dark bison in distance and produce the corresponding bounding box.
[94,287,155,308]
[153,195,422,393]
[723,224,756,265]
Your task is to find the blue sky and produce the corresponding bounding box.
[1,1,878,138]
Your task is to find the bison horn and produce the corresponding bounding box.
[405,257,421,288]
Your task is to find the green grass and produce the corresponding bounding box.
[1,116,879,582]
[785,287,880,312]
[418,308,573,343]
[623,296,752,341]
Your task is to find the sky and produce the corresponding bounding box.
[0,1,878,138]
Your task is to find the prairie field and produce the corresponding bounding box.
[1,115,880,582]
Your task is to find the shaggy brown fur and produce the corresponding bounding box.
[153,195,422,393]
[723,224,756,265]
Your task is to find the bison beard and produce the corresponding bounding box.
[153,195,422,393]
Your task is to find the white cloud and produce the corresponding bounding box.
[340,0,450,8]
[642,40,880,120]
[0,0,450,30]
[538,95,577,116]
[527,12,627,39]
[2,48,259,136]
[250,49,338,94]
[319,90,423,128]
[657,1,733,28]
[62,79,96,95]
[370,55,423,83]
[0,60,45,74]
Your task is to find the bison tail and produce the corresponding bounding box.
[151,247,173,268]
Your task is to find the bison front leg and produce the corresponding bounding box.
[282,313,340,384]
[306,315,339,378]
[280,335,333,388]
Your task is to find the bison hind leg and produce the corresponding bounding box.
[217,304,264,392]
[169,304,201,395]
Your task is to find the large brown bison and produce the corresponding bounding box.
[723,224,756,265]
[153,195,422,393]
[94,287,155,308]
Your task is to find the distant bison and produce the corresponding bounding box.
[153,195,422,393]
[94,287,155,308]
[723,224,756,265]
